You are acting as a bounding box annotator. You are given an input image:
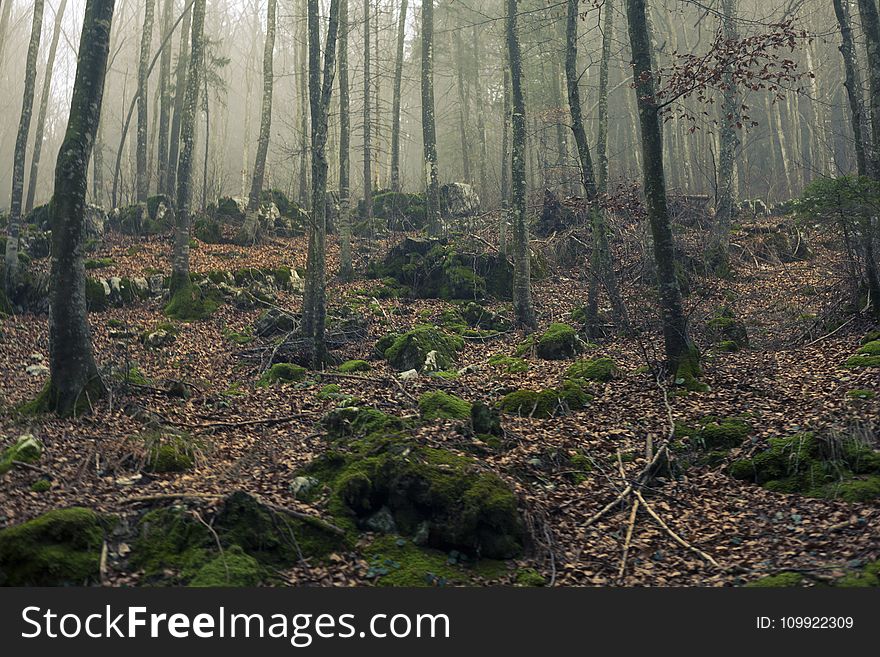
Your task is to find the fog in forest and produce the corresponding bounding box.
[0,0,860,211]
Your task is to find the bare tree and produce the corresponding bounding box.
[422,0,441,236]
[25,0,69,214]
[166,1,194,198]
[156,0,175,195]
[44,0,116,416]
[238,0,277,245]
[338,0,353,278]
[363,0,373,228]
[302,0,341,366]
[507,0,536,330]
[4,0,45,296]
[136,0,157,203]
[389,0,408,192]
[624,0,700,380]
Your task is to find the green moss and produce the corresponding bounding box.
[744,572,805,587]
[470,402,502,437]
[85,277,108,311]
[30,479,51,493]
[514,568,547,587]
[0,508,107,585]
[862,330,880,344]
[566,357,619,382]
[535,323,580,360]
[857,340,880,355]
[674,347,709,392]
[707,308,749,349]
[844,354,880,368]
[130,506,215,583]
[718,340,740,352]
[0,434,43,475]
[694,417,751,450]
[188,545,263,586]
[300,433,525,558]
[847,389,876,400]
[164,280,221,321]
[729,433,880,501]
[320,406,403,439]
[364,535,507,587]
[419,391,472,420]
[136,430,200,473]
[498,382,591,419]
[338,359,372,373]
[487,354,529,373]
[835,560,880,587]
[318,383,342,399]
[569,453,594,484]
[258,363,307,386]
[375,333,400,356]
[84,257,114,269]
[382,325,464,371]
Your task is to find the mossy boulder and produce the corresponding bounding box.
[419,391,472,420]
[566,357,619,382]
[135,430,199,473]
[338,359,371,373]
[254,308,297,336]
[0,508,108,585]
[0,434,43,474]
[498,382,591,419]
[487,354,529,373]
[320,406,403,440]
[535,323,581,360]
[130,492,346,585]
[845,341,880,369]
[707,307,749,350]
[188,545,263,587]
[381,325,464,371]
[301,433,525,559]
[471,402,503,436]
[677,417,751,451]
[164,281,222,321]
[729,433,880,502]
[258,363,307,386]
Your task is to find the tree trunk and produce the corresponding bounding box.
[565,0,625,333]
[0,0,13,69]
[507,0,536,330]
[156,0,175,196]
[136,0,156,204]
[857,0,880,174]
[834,0,870,177]
[338,0,353,279]
[500,66,511,253]
[238,0,277,245]
[363,0,373,229]
[4,0,44,296]
[710,0,740,271]
[25,0,68,215]
[472,24,488,202]
[169,0,205,298]
[166,2,193,198]
[302,0,341,367]
[596,0,613,193]
[298,0,310,207]
[624,0,699,378]
[422,0,441,236]
[389,0,408,192]
[46,0,115,417]
[453,29,471,183]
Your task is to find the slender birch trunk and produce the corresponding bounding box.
[156,0,174,196]
[422,0,441,236]
[166,2,193,198]
[389,0,408,192]
[338,0,353,278]
[136,0,156,203]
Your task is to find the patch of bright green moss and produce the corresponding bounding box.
[744,572,805,587]
[535,323,580,360]
[382,326,464,371]
[498,381,591,419]
[258,363,307,386]
[164,280,222,321]
[514,568,547,586]
[487,354,529,373]
[566,357,619,382]
[188,545,264,587]
[338,359,372,373]
[847,389,876,400]
[0,434,43,474]
[320,406,403,439]
[419,391,472,420]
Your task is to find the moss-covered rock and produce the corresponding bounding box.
[188,545,264,587]
[320,406,403,440]
[487,354,529,373]
[0,434,43,474]
[0,508,107,585]
[258,363,307,386]
[498,381,591,419]
[845,340,880,368]
[535,323,581,360]
[135,430,200,473]
[677,416,751,451]
[301,433,525,559]
[707,307,749,350]
[381,325,464,371]
[471,402,503,436]
[566,357,619,382]
[729,433,880,501]
[86,277,109,312]
[419,391,471,420]
[338,359,371,373]
[164,281,222,321]
[744,572,805,587]
[514,568,547,587]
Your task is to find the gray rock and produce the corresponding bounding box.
[398,369,419,381]
[291,475,320,499]
[440,182,480,218]
[148,274,165,295]
[83,205,107,243]
[142,329,174,349]
[364,506,397,534]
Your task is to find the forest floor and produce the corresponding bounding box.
[0,218,878,587]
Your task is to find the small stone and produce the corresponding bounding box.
[399,369,419,381]
[25,364,49,377]
[148,274,164,295]
[412,521,430,546]
[364,506,397,534]
[291,475,320,499]
[29,353,44,363]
